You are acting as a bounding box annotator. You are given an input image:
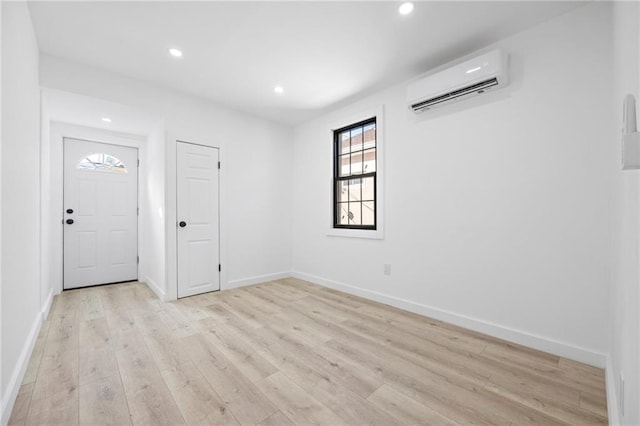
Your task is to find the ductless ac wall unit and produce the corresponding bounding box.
[407,49,509,113]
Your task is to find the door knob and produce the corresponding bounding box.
[66,219,74,225]
[179,221,187,228]
[66,208,74,214]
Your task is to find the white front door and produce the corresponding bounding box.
[177,141,220,298]
[63,138,138,289]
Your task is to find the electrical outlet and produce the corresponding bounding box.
[620,373,625,417]
[384,264,391,276]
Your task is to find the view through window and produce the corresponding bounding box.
[333,117,377,229]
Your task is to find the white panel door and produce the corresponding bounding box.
[177,142,220,298]
[63,138,138,289]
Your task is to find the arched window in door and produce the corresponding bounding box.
[77,153,128,174]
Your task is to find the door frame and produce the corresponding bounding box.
[62,138,139,290]
[48,123,144,295]
[174,140,221,299]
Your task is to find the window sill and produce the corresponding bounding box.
[327,227,384,240]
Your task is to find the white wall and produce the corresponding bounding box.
[609,2,640,424]
[138,120,166,297]
[0,1,4,415]
[0,1,43,421]
[292,3,612,366]
[40,90,51,313]
[40,55,293,300]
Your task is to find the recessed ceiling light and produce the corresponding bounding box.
[168,48,183,58]
[274,86,284,94]
[101,117,112,123]
[398,2,414,15]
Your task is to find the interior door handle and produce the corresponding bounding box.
[66,219,74,225]
[179,221,187,228]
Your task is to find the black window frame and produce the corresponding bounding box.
[333,117,377,230]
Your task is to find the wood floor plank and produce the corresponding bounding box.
[580,391,609,418]
[237,287,282,315]
[325,336,565,425]
[156,304,198,338]
[78,290,105,321]
[171,298,212,321]
[307,376,401,425]
[79,318,112,353]
[50,290,83,317]
[256,410,296,426]
[197,317,278,382]
[79,347,120,386]
[367,383,459,426]
[218,297,265,329]
[104,308,136,335]
[558,357,608,396]
[256,371,347,426]
[47,310,79,345]
[161,361,240,426]
[8,383,34,426]
[201,304,278,350]
[26,385,79,426]
[182,333,278,425]
[259,325,384,399]
[114,331,186,425]
[183,291,221,307]
[79,374,131,426]
[336,316,584,411]
[485,378,607,425]
[15,280,608,426]
[258,280,309,301]
[142,331,193,373]
[28,310,79,425]
[22,326,48,385]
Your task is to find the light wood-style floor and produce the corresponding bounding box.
[9,278,607,425]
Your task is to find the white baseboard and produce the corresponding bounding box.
[140,275,167,302]
[1,290,53,426]
[605,356,620,426]
[291,271,607,368]
[41,289,53,321]
[225,271,292,290]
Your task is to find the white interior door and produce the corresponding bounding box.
[177,142,220,298]
[63,138,138,289]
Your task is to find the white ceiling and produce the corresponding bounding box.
[44,89,162,136]
[28,1,585,125]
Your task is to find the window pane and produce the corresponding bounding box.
[337,180,349,202]
[339,155,350,176]
[350,151,363,175]
[337,202,350,225]
[348,202,361,225]
[350,127,363,152]
[363,148,376,173]
[77,153,127,174]
[348,178,361,202]
[363,123,376,149]
[362,202,375,226]
[339,131,351,155]
[333,118,376,230]
[362,176,375,201]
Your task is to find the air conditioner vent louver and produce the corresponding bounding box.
[411,78,499,112]
[406,49,509,113]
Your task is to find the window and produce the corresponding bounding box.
[333,117,377,229]
[77,153,127,174]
